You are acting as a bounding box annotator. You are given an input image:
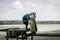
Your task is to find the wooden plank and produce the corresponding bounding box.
[32,33,60,37]
[5,36,27,39]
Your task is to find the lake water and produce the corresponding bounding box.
[0,24,60,32]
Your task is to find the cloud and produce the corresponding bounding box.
[11,0,23,9]
[0,0,60,21]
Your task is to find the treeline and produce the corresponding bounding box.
[0,20,23,25]
[0,20,60,25]
[37,21,60,24]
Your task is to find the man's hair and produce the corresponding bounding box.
[30,12,36,17]
[31,12,36,14]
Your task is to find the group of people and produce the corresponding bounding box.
[22,12,37,36]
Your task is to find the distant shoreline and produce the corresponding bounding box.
[0,21,60,25]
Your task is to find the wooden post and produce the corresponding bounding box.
[15,31,19,40]
[21,32,23,40]
[31,35,33,40]
[6,30,8,40]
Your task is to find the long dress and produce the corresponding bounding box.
[30,21,36,32]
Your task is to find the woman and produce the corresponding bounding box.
[30,15,36,33]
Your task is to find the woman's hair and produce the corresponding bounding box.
[30,15,35,21]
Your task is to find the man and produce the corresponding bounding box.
[22,13,32,38]
[22,13,34,29]
[22,14,30,29]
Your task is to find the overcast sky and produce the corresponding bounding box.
[0,0,60,21]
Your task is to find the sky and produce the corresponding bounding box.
[0,0,60,21]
